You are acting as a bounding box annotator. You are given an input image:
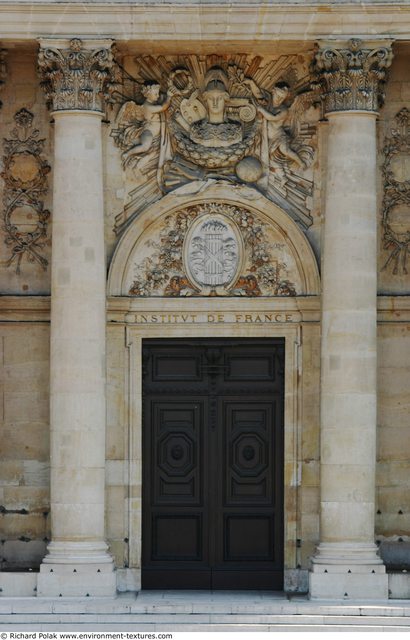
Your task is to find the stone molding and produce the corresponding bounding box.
[314,39,393,114]
[38,38,116,112]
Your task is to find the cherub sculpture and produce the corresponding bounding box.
[114,81,174,178]
[244,78,315,185]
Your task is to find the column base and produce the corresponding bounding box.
[309,542,388,600]
[37,541,116,597]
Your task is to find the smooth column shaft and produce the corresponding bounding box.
[320,112,378,544]
[49,112,107,550]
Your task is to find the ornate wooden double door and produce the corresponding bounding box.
[142,338,285,589]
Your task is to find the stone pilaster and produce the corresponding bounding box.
[310,39,393,600]
[37,38,116,597]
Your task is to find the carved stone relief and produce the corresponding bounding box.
[127,202,297,298]
[110,54,320,234]
[381,108,410,276]
[0,49,7,108]
[1,109,51,274]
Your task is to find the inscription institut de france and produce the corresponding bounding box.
[131,311,296,324]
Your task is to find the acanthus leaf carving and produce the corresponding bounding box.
[1,109,51,274]
[38,38,117,112]
[314,38,393,114]
[110,54,320,233]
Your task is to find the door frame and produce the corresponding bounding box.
[122,303,304,591]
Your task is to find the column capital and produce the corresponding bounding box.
[38,37,116,113]
[314,38,393,115]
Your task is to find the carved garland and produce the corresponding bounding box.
[1,109,51,273]
[128,203,296,298]
[381,108,410,275]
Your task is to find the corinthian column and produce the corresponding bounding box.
[37,38,116,597]
[310,39,393,600]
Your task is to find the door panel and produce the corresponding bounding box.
[142,339,284,590]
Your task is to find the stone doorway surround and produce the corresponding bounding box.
[108,300,318,593]
[107,185,321,592]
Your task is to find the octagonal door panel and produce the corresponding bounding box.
[142,339,284,589]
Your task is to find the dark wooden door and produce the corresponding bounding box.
[142,338,284,590]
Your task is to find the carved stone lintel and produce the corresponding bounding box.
[38,38,116,112]
[314,39,393,114]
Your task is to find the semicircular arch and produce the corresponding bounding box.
[108,185,320,297]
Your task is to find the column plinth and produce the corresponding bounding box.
[37,40,116,597]
[310,40,393,600]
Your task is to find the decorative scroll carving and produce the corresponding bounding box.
[314,39,393,114]
[0,49,7,108]
[128,203,296,298]
[110,54,320,232]
[38,38,116,112]
[381,108,410,275]
[1,109,51,273]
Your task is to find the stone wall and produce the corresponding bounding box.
[0,322,50,570]
[376,322,410,555]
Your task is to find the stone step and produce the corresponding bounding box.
[1,594,410,631]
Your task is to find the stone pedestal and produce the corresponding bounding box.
[310,40,393,600]
[37,40,116,597]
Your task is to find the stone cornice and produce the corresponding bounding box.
[314,38,394,114]
[38,38,116,112]
[0,4,410,43]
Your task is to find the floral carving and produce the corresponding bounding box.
[1,109,51,273]
[314,39,393,114]
[381,108,410,275]
[128,203,296,298]
[38,38,117,112]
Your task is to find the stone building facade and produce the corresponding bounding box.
[0,0,409,601]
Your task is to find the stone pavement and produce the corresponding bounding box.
[1,591,410,631]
